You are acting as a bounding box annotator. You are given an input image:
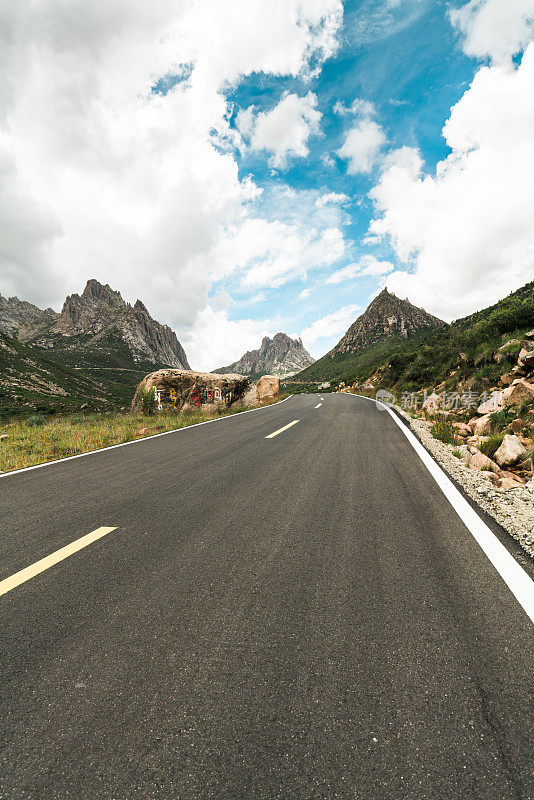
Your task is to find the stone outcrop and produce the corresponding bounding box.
[131,370,279,413]
[329,288,445,357]
[215,333,314,377]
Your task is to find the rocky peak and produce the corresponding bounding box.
[0,294,58,339]
[215,332,315,377]
[330,287,446,356]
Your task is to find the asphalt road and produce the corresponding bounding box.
[1,393,533,799]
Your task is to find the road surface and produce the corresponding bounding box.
[1,393,532,799]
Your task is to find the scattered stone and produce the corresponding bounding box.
[138,427,148,435]
[509,418,523,434]
[453,422,472,437]
[517,346,534,371]
[465,450,499,472]
[494,434,526,468]
[477,391,504,414]
[393,406,534,558]
[473,414,492,436]
[422,392,442,413]
[503,379,534,407]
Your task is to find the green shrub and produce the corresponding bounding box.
[430,414,460,445]
[489,408,517,428]
[26,414,47,427]
[479,433,504,459]
[452,448,463,459]
[139,387,156,415]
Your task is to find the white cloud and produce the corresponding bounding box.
[326,255,394,284]
[336,99,387,175]
[301,304,361,348]
[211,218,345,289]
[299,287,312,299]
[450,0,534,63]
[181,306,273,371]
[333,98,376,117]
[369,43,534,321]
[315,192,350,207]
[0,0,343,368]
[247,92,322,168]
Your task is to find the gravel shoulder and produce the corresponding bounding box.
[393,405,534,559]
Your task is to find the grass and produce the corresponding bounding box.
[0,395,287,474]
[479,433,505,459]
[452,448,464,459]
[430,414,460,446]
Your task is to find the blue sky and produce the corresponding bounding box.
[207,0,478,359]
[2,0,533,368]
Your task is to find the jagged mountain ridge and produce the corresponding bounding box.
[215,333,315,377]
[330,287,445,357]
[0,279,190,370]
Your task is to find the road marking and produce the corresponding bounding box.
[0,395,294,479]
[347,392,534,624]
[0,527,117,598]
[265,420,299,439]
[314,403,322,409]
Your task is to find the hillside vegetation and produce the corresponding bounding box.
[289,281,534,394]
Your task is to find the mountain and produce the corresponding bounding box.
[215,333,315,378]
[27,279,190,370]
[294,288,446,384]
[0,279,190,416]
[290,282,534,395]
[331,288,445,356]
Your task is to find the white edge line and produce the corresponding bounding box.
[0,394,294,479]
[346,391,534,623]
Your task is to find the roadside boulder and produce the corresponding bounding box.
[256,374,280,401]
[494,434,526,468]
[131,369,252,413]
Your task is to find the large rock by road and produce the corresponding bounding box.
[131,369,278,413]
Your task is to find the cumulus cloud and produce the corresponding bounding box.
[369,44,534,320]
[450,0,534,63]
[336,100,386,175]
[246,92,322,168]
[301,304,361,349]
[181,305,274,371]
[326,255,394,284]
[0,0,343,368]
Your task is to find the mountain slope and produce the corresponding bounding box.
[294,288,446,383]
[0,279,191,416]
[332,288,445,355]
[291,281,534,394]
[215,333,314,378]
[0,332,109,420]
